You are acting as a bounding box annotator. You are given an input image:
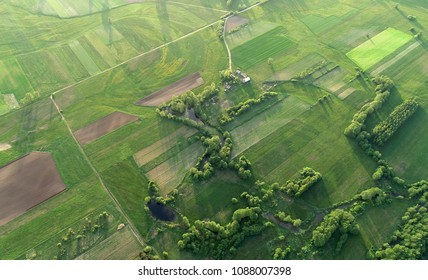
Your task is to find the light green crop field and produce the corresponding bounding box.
[0,96,9,115]
[346,28,413,70]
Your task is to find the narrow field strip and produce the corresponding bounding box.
[136,72,204,106]
[134,126,197,167]
[371,41,421,76]
[231,96,311,158]
[145,142,204,194]
[69,40,101,76]
[74,112,138,145]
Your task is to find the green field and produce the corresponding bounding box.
[346,28,413,70]
[230,95,311,157]
[226,21,280,49]
[0,95,9,115]
[232,27,295,69]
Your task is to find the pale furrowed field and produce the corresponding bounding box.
[76,227,143,260]
[134,126,198,167]
[145,142,204,195]
[229,95,311,157]
[346,28,413,70]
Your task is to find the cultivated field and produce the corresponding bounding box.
[145,142,204,194]
[0,152,66,226]
[134,126,198,167]
[231,27,295,69]
[76,227,142,260]
[230,95,311,157]
[136,73,205,106]
[225,16,249,33]
[346,28,413,70]
[74,112,138,145]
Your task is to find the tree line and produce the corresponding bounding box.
[219,91,278,124]
[177,207,266,259]
[374,181,428,259]
[372,97,419,146]
[344,76,394,138]
[280,167,322,198]
[311,209,359,248]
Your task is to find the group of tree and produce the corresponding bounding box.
[374,181,428,259]
[220,69,238,83]
[233,155,253,180]
[344,76,394,138]
[272,247,291,260]
[217,19,225,39]
[280,167,322,197]
[139,246,160,260]
[372,98,419,146]
[275,211,302,227]
[358,187,387,205]
[190,132,234,180]
[158,83,219,118]
[219,91,278,124]
[177,207,265,259]
[56,212,110,259]
[294,60,329,80]
[311,209,359,248]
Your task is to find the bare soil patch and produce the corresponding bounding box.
[226,16,249,33]
[136,72,204,106]
[74,112,138,145]
[0,143,11,152]
[0,152,67,226]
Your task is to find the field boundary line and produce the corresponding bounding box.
[371,41,420,76]
[49,96,146,248]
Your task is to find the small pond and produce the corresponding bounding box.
[147,200,176,221]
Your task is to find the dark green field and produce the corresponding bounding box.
[0,0,427,261]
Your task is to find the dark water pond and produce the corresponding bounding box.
[147,200,175,221]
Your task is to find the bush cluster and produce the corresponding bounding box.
[280,167,322,197]
[219,92,278,124]
[372,98,419,146]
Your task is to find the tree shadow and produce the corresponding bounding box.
[156,0,172,43]
[101,0,112,45]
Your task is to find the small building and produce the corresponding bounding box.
[235,70,251,83]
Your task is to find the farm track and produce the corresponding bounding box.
[223,1,266,71]
[49,96,146,250]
